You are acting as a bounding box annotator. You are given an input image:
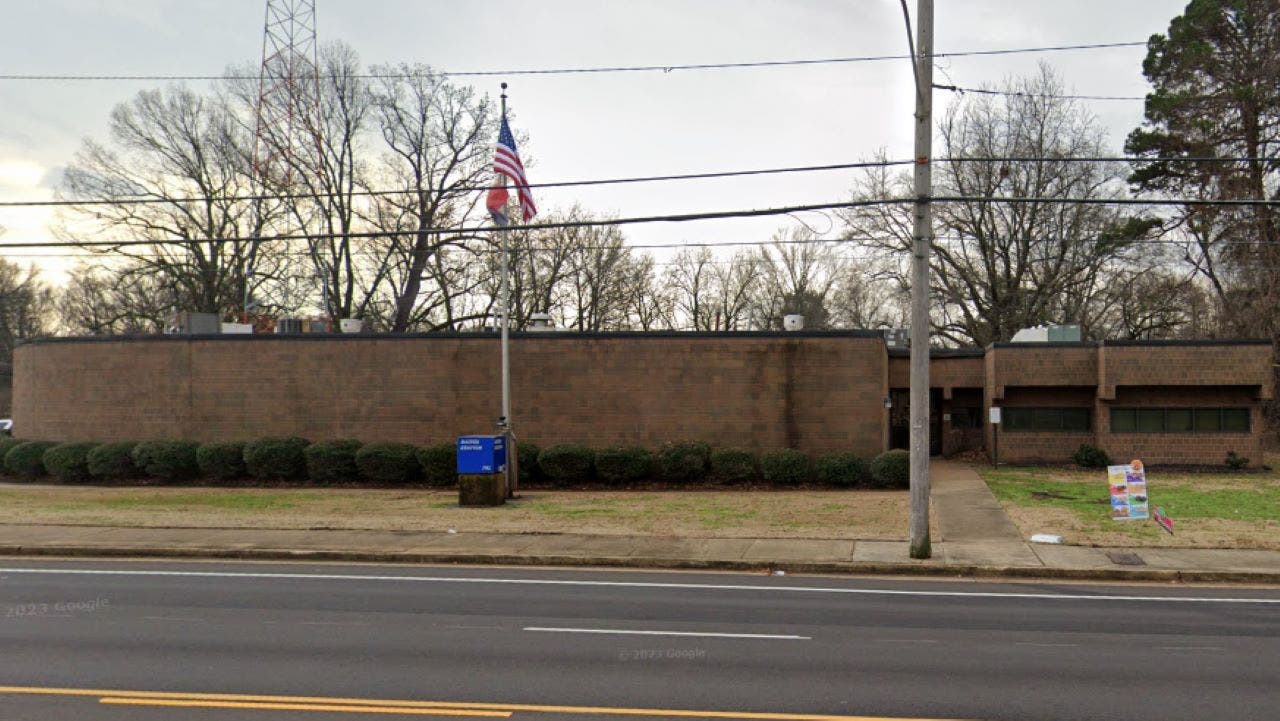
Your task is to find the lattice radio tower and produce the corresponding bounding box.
[245,0,324,316]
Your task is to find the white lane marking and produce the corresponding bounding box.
[524,627,809,640]
[1,567,1278,604]
[1153,645,1225,651]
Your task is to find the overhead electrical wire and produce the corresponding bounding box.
[3,194,1278,252]
[0,41,1148,82]
[0,155,1271,210]
[933,83,1147,101]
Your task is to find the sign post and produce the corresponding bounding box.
[989,406,1001,467]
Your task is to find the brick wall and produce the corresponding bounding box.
[13,332,888,456]
[1099,386,1263,466]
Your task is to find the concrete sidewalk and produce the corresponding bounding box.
[2,522,1279,583]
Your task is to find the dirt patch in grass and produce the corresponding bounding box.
[980,464,1280,550]
[0,485,910,540]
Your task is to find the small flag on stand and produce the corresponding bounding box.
[1152,506,1175,535]
[490,114,536,224]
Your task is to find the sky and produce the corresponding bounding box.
[0,0,1191,283]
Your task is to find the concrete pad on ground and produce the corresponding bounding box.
[405,532,542,555]
[740,538,855,563]
[1135,548,1280,573]
[931,460,1026,543]
[1029,544,1121,570]
[941,541,1043,568]
[850,541,940,564]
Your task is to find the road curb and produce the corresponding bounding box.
[2,543,1279,585]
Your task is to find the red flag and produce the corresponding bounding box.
[1152,506,1174,535]
[486,181,510,227]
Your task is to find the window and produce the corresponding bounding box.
[950,408,980,429]
[1109,407,1251,433]
[1003,407,1092,432]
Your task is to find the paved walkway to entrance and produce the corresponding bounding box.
[929,459,1043,566]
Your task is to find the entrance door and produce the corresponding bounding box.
[888,388,943,456]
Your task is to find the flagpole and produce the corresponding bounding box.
[498,83,515,498]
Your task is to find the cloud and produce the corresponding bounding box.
[0,160,47,190]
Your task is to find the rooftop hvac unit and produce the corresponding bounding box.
[883,328,909,348]
[165,311,220,335]
[276,318,304,335]
[783,314,805,331]
[527,313,558,332]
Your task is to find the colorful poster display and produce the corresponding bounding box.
[1108,460,1149,521]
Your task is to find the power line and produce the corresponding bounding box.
[0,41,1148,83]
[6,155,1273,210]
[3,194,1278,250]
[0,159,916,209]
[934,83,1147,101]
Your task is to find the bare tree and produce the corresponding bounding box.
[749,228,845,330]
[369,65,496,332]
[843,66,1160,345]
[57,85,294,320]
[0,260,53,363]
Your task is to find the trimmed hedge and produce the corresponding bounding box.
[356,442,421,485]
[709,448,758,484]
[538,444,594,485]
[43,442,100,484]
[243,436,310,481]
[815,452,869,488]
[0,437,22,463]
[197,441,248,481]
[516,442,541,486]
[5,441,57,478]
[417,444,456,487]
[760,449,811,486]
[657,441,711,484]
[86,442,139,482]
[304,439,362,485]
[869,449,910,489]
[132,440,200,482]
[594,446,653,485]
[1073,443,1111,470]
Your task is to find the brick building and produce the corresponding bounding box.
[12,332,1273,465]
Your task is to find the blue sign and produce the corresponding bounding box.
[457,435,507,474]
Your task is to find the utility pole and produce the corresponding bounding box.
[908,0,934,559]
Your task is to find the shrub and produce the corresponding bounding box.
[417,444,457,487]
[243,436,310,481]
[815,452,869,488]
[1072,443,1111,470]
[304,439,362,485]
[86,441,140,482]
[594,446,653,485]
[132,440,200,482]
[356,442,421,485]
[1226,451,1250,470]
[4,441,56,478]
[42,442,100,484]
[0,437,22,464]
[516,442,541,486]
[761,449,811,486]
[197,441,248,482]
[709,448,758,484]
[657,441,711,484]
[538,444,594,485]
[869,449,910,489]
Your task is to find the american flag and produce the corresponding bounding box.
[492,115,536,222]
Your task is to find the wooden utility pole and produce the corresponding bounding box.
[908,0,934,559]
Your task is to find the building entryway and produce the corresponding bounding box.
[889,388,942,455]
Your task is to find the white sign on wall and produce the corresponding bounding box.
[989,407,1002,425]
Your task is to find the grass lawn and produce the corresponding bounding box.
[979,455,1280,549]
[0,485,910,540]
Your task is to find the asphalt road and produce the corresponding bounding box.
[0,559,1277,721]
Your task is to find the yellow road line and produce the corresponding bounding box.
[0,685,965,721]
[100,697,511,716]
